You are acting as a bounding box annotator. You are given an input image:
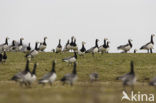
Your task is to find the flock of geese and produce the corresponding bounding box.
[0,34,156,89]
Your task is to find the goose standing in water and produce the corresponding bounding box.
[63,40,70,52]
[78,41,86,56]
[61,62,78,86]
[0,37,9,52]
[26,42,39,58]
[117,39,133,53]
[56,39,62,53]
[140,34,155,53]
[11,59,31,86]
[39,60,57,86]
[116,61,136,90]
[39,37,47,51]
[89,72,99,82]
[62,52,77,64]
[86,39,99,56]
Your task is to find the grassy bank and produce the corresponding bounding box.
[0,52,156,103]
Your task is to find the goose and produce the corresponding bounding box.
[2,51,7,63]
[89,72,99,82]
[63,40,70,52]
[26,42,39,58]
[68,36,74,51]
[140,34,155,53]
[99,38,108,54]
[39,37,47,51]
[73,38,78,52]
[56,39,62,53]
[149,77,156,86]
[61,62,78,86]
[27,62,38,86]
[39,60,57,86]
[0,52,2,63]
[78,41,86,56]
[9,40,16,51]
[27,43,31,51]
[134,49,137,53]
[116,61,136,89]
[86,39,99,55]
[62,52,77,64]
[11,59,31,86]
[0,37,9,52]
[117,39,133,53]
[17,37,24,51]
[105,41,110,53]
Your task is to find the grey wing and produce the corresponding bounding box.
[86,47,94,53]
[117,44,129,49]
[39,73,52,81]
[63,56,72,61]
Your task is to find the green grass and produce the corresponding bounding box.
[0,52,156,103]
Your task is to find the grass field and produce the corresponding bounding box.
[0,52,156,103]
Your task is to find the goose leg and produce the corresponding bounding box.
[150,49,153,53]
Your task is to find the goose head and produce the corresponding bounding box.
[151,34,155,37]
[20,37,24,40]
[104,38,108,40]
[44,37,48,40]
[82,41,86,45]
[128,39,132,42]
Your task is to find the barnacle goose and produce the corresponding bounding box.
[18,38,24,51]
[39,37,47,51]
[26,42,39,58]
[105,41,110,53]
[27,62,38,86]
[89,72,99,82]
[27,43,31,51]
[9,40,16,51]
[69,36,74,50]
[116,61,136,89]
[0,37,9,52]
[117,39,133,53]
[62,52,77,64]
[61,62,78,86]
[63,40,70,52]
[78,41,86,56]
[149,76,156,86]
[2,51,7,63]
[73,38,78,52]
[99,38,108,54]
[39,60,57,86]
[56,39,62,53]
[0,52,2,63]
[86,39,99,56]
[11,59,31,86]
[140,34,155,53]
